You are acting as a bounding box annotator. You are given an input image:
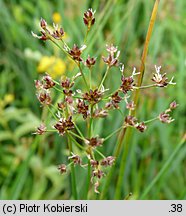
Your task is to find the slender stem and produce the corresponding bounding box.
[94,148,105,159]
[89,67,92,89]
[69,131,86,141]
[144,116,158,124]
[132,0,160,113]
[78,63,89,90]
[67,136,78,199]
[84,28,90,44]
[114,0,161,199]
[104,126,125,141]
[68,134,85,150]
[134,84,156,90]
[47,106,58,120]
[74,123,85,140]
[98,66,110,90]
[140,135,186,199]
[101,0,161,199]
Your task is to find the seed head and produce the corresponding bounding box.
[136,122,147,132]
[83,8,96,29]
[100,156,115,166]
[83,89,102,104]
[85,55,96,68]
[77,99,90,119]
[68,153,82,165]
[86,136,104,148]
[58,164,67,174]
[159,112,174,124]
[120,76,135,94]
[34,124,46,135]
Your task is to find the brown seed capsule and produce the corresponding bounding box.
[58,164,67,174]
[68,154,82,165]
[136,122,147,132]
[37,91,51,105]
[83,89,102,104]
[83,8,95,29]
[77,99,90,119]
[125,115,137,126]
[120,76,135,94]
[40,18,47,29]
[100,156,115,166]
[34,124,46,135]
[85,55,96,68]
[54,116,74,136]
[43,75,55,89]
[69,44,83,62]
[159,112,174,124]
[169,101,178,110]
[90,159,99,167]
[86,137,104,148]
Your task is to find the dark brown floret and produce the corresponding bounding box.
[85,55,96,68]
[86,137,104,147]
[34,124,46,135]
[93,109,108,118]
[68,154,82,165]
[52,27,65,40]
[102,54,119,68]
[126,101,136,110]
[106,91,122,109]
[61,78,74,89]
[159,112,174,123]
[43,75,55,89]
[77,99,90,119]
[69,44,83,62]
[125,115,137,126]
[37,91,51,105]
[83,89,102,104]
[120,76,135,94]
[83,8,95,28]
[90,159,99,167]
[92,169,105,179]
[169,101,178,110]
[100,156,115,166]
[58,164,67,174]
[40,18,47,29]
[136,122,147,132]
[54,116,74,136]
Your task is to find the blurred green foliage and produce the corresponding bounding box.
[0,0,185,199]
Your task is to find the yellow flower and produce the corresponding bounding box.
[4,94,14,104]
[37,56,66,78]
[52,12,62,24]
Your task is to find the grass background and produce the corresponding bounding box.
[0,0,185,199]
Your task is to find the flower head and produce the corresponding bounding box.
[83,8,96,29]
[58,164,67,174]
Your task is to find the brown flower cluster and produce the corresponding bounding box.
[32,8,178,195]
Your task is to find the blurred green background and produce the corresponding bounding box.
[0,0,185,200]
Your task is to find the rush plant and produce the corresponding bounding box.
[32,2,178,199]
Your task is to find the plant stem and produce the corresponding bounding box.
[134,84,156,90]
[101,0,160,199]
[140,135,186,199]
[78,63,89,90]
[98,66,110,90]
[69,131,86,141]
[104,126,125,141]
[67,136,78,199]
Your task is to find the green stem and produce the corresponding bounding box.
[104,126,125,141]
[144,117,158,124]
[67,136,78,199]
[98,66,110,90]
[78,63,89,90]
[47,106,58,120]
[68,134,85,150]
[94,148,105,159]
[134,84,156,90]
[69,131,86,141]
[140,135,186,199]
[113,0,161,199]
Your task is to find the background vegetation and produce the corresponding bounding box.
[0,0,185,200]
